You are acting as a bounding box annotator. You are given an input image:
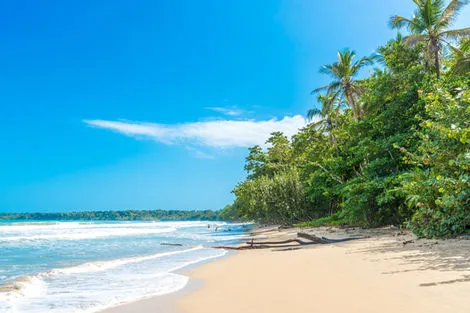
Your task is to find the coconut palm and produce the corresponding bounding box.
[390,0,470,79]
[312,49,376,120]
[307,94,342,122]
[307,94,344,145]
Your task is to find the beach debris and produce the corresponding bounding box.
[402,240,414,245]
[246,238,314,246]
[213,232,361,250]
[297,232,327,243]
[212,245,253,250]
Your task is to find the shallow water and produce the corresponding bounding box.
[0,220,247,313]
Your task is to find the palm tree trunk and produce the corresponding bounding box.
[431,38,441,79]
[349,92,358,121]
[326,117,337,146]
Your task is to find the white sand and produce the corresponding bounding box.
[104,229,470,313]
[178,237,470,313]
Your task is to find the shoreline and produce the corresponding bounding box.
[104,226,470,313]
[100,243,238,313]
[99,275,198,313]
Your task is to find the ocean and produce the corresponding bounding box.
[0,220,247,313]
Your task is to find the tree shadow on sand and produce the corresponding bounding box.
[340,228,470,287]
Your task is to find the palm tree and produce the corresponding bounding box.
[390,0,470,79]
[312,49,376,120]
[307,94,342,122]
[307,94,344,145]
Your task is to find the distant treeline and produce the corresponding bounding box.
[0,209,227,222]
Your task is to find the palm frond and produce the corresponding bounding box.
[441,27,470,40]
[425,0,445,28]
[439,0,470,29]
[311,82,340,95]
[351,55,377,75]
[405,34,428,47]
[389,15,415,30]
[406,0,442,33]
[454,55,470,74]
[462,39,470,51]
[319,93,340,115]
[319,64,338,78]
[451,44,470,74]
[307,108,322,121]
[314,48,374,119]
[450,44,465,57]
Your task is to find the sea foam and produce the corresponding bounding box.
[0,221,243,313]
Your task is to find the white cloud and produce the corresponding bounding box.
[205,106,247,117]
[83,115,308,149]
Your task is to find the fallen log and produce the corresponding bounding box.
[214,241,317,250]
[297,232,328,243]
[245,239,313,245]
[213,235,362,250]
[212,245,254,250]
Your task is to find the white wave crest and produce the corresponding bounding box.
[0,226,177,242]
[0,275,46,298]
[48,245,204,275]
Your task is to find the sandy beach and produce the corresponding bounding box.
[105,227,470,313]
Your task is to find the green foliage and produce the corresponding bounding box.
[295,213,347,228]
[233,167,311,224]
[399,81,470,237]
[389,0,470,78]
[226,2,469,238]
[312,48,376,120]
[218,204,241,222]
[451,39,470,74]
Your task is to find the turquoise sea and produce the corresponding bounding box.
[0,220,247,313]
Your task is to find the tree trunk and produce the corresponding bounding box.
[347,90,358,121]
[329,200,336,216]
[326,117,337,146]
[431,38,440,79]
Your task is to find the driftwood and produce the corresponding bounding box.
[298,232,361,244]
[213,240,316,250]
[297,232,328,243]
[246,239,314,246]
[161,243,183,246]
[213,245,254,250]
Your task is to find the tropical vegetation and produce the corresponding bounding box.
[220,0,470,238]
[390,0,470,78]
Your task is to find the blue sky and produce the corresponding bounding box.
[1,1,469,212]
